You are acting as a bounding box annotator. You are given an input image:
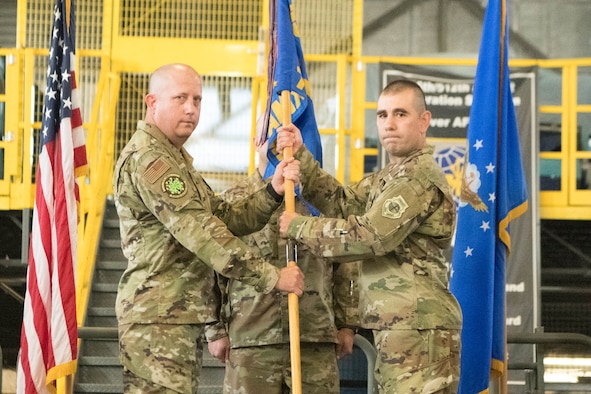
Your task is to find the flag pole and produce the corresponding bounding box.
[499,1,509,393]
[280,89,302,394]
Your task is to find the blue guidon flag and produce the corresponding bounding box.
[260,0,323,179]
[450,0,528,392]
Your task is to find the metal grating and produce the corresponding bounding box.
[26,0,103,51]
[33,55,48,124]
[0,0,17,48]
[78,56,102,123]
[542,302,591,338]
[25,0,54,48]
[29,55,48,183]
[119,0,262,40]
[114,72,149,160]
[307,61,340,129]
[297,0,354,55]
[75,1,104,50]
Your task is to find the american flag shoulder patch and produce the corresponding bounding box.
[144,158,171,184]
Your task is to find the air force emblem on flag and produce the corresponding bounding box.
[433,143,488,213]
[461,161,489,212]
[382,195,409,219]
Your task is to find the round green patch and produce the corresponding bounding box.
[162,174,187,198]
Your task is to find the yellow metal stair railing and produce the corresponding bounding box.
[76,69,121,327]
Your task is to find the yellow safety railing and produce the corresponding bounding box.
[75,69,121,325]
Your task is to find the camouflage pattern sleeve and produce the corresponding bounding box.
[204,272,229,342]
[285,177,443,261]
[220,171,265,203]
[187,168,280,237]
[131,150,280,293]
[285,214,376,262]
[295,148,369,219]
[204,322,228,342]
[332,261,361,329]
[210,185,283,237]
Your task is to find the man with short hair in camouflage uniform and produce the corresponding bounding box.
[206,138,361,394]
[112,63,305,394]
[278,79,462,393]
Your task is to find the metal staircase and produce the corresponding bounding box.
[74,198,225,393]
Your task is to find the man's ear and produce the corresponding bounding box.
[145,93,156,109]
[420,110,432,134]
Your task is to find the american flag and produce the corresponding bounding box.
[16,0,87,392]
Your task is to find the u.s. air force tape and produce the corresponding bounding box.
[382,195,408,220]
[162,174,188,198]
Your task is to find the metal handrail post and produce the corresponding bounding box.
[353,334,378,394]
[507,330,591,393]
[534,327,545,394]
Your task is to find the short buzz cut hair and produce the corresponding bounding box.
[381,79,427,112]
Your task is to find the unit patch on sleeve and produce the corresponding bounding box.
[162,174,188,198]
[382,195,409,220]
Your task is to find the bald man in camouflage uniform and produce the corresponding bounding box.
[206,140,360,394]
[279,79,462,393]
[113,63,304,394]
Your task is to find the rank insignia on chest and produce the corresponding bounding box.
[382,195,408,220]
[162,174,187,198]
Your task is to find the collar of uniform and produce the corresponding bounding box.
[389,145,433,168]
[423,144,435,155]
[137,120,195,167]
[138,120,167,143]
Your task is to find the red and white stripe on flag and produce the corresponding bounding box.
[17,0,87,392]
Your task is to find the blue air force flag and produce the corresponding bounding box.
[449,0,529,392]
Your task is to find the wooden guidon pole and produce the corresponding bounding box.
[280,90,302,394]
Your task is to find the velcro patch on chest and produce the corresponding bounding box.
[144,158,171,184]
[382,195,409,220]
[162,174,188,198]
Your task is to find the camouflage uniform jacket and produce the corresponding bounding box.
[206,171,360,347]
[286,146,462,331]
[113,121,283,326]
